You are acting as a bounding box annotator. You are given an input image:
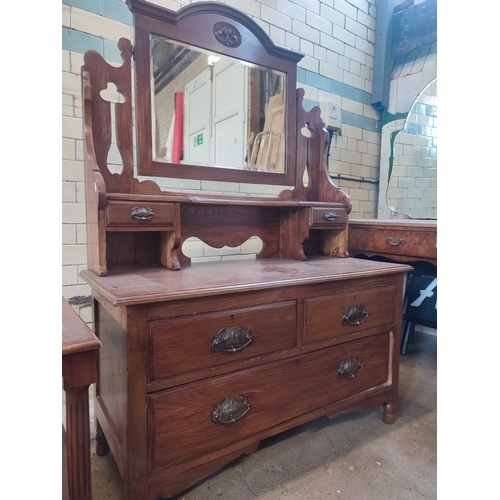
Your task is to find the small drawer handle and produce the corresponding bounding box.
[386,236,404,246]
[130,207,155,221]
[323,210,339,221]
[338,357,363,379]
[212,326,252,353]
[212,395,251,424]
[342,304,369,326]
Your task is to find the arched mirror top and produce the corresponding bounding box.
[388,77,437,220]
[129,0,303,186]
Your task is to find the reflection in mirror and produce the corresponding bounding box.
[151,35,287,174]
[388,78,437,219]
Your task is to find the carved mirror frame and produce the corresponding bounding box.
[129,0,304,186]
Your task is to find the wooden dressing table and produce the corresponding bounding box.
[80,2,412,498]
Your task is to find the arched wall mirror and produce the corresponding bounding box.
[131,0,303,186]
[387,78,437,219]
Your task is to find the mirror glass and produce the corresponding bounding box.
[388,78,437,219]
[151,35,287,174]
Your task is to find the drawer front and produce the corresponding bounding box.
[310,207,347,228]
[149,301,298,382]
[349,228,436,260]
[106,201,175,228]
[305,286,395,344]
[148,332,390,473]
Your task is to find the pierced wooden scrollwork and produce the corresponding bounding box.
[341,304,369,326]
[338,357,363,379]
[212,395,251,424]
[212,326,252,353]
[213,22,241,47]
[130,207,155,220]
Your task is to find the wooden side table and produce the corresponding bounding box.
[62,297,101,500]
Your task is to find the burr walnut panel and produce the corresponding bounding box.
[348,220,437,264]
[349,228,436,260]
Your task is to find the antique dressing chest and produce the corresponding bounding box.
[80,2,412,498]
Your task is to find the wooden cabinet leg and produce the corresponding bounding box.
[95,418,110,456]
[382,402,395,424]
[66,386,92,500]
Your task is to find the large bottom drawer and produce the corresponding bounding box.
[148,332,390,474]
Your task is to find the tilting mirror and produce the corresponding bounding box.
[388,78,437,219]
[152,36,286,174]
[132,0,303,186]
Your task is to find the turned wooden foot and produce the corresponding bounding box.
[95,419,110,456]
[382,402,395,424]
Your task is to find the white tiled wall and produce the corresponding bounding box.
[62,0,385,318]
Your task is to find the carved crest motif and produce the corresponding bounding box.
[213,22,241,47]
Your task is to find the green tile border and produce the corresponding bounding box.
[62,27,103,56]
[63,0,132,24]
[298,68,379,132]
[62,3,379,133]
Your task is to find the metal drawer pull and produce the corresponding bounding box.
[212,395,251,424]
[212,326,252,353]
[342,304,369,326]
[338,357,363,379]
[386,236,404,246]
[130,207,155,220]
[323,210,339,221]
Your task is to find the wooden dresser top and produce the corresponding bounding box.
[81,256,412,306]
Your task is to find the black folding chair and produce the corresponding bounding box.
[401,272,437,354]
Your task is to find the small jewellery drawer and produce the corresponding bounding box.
[105,201,176,229]
[309,207,347,228]
[148,332,390,473]
[305,286,395,344]
[148,301,298,382]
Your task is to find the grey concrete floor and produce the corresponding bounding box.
[89,332,437,499]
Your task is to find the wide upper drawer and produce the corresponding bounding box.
[106,200,176,229]
[309,207,347,228]
[148,301,298,382]
[349,227,436,260]
[148,331,390,474]
[305,286,396,344]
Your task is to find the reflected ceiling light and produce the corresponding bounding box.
[208,55,220,66]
